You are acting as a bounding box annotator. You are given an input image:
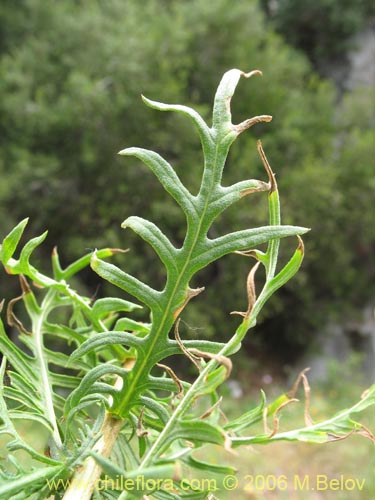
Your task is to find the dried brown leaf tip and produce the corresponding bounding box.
[224,69,263,115]
[296,234,304,254]
[173,286,205,319]
[233,115,273,135]
[136,407,149,438]
[263,398,299,438]
[6,277,33,335]
[231,71,272,135]
[231,261,260,319]
[239,181,269,197]
[358,424,375,444]
[199,396,223,420]
[19,274,32,295]
[257,139,277,193]
[174,318,201,371]
[156,362,183,399]
[287,367,313,426]
[287,367,311,398]
[108,247,129,256]
[234,249,260,259]
[188,348,232,379]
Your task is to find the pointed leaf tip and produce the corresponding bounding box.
[0,218,30,264]
[257,140,277,193]
[234,115,272,135]
[242,69,263,79]
[297,235,305,254]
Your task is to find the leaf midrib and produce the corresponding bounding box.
[114,135,221,416]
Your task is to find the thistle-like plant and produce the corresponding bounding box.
[0,69,373,500]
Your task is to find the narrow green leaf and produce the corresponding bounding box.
[51,246,64,280]
[65,398,109,427]
[122,216,178,273]
[224,390,266,432]
[91,253,161,313]
[0,466,64,498]
[207,181,269,221]
[192,366,227,396]
[256,237,305,310]
[49,372,81,389]
[70,331,143,360]
[146,376,189,397]
[119,147,195,216]
[0,218,29,265]
[115,317,150,334]
[8,411,54,432]
[116,433,140,471]
[91,451,125,477]
[64,364,126,413]
[42,347,88,371]
[147,339,228,367]
[92,297,142,319]
[44,322,87,344]
[142,95,213,153]
[59,247,123,280]
[138,396,171,425]
[19,231,48,272]
[8,370,38,395]
[0,335,36,382]
[4,386,43,412]
[191,225,309,272]
[126,464,176,481]
[184,456,236,475]
[164,420,225,449]
[20,282,41,319]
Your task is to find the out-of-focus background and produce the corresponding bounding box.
[0,1,374,494]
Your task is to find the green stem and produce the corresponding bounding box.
[35,290,62,451]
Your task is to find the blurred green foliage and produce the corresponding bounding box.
[261,0,375,63]
[0,0,373,368]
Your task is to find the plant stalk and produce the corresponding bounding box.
[62,412,123,500]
